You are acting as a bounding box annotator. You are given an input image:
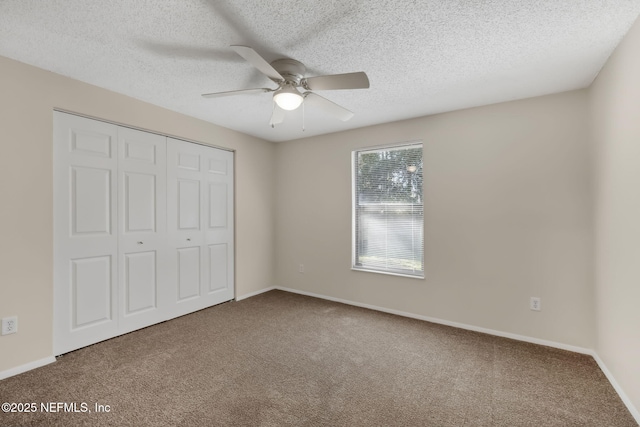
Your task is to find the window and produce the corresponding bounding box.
[352,142,424,278]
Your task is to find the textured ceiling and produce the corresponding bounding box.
[1,1,639,142]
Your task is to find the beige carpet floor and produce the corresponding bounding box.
[0,290,636,426]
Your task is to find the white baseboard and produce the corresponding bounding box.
[3,288,638,424]
[274,286,592,354]
[0,287,277,380]
[235,286,276,301]
[591,352,640,424]
[0,356,56,381]
[272,286,640,422]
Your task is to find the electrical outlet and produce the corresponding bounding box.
[2,316,18,335]
[298,264,304,273]
[530,297,541,311]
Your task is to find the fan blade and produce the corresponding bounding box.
[231,45,284,81]
[303,92,354,121]
[303,72,369,91]
[270,104,286,126]
[201,88,273,98]
[138,40,242,62]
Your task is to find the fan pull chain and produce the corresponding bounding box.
[302,100,305,132]
[271,101,275,128]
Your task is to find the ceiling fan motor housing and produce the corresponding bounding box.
[270,58,306,85]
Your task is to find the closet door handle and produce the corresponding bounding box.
[137,241,144,245]
[186,238,191,241]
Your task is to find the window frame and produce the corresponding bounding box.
[351,141,425,279]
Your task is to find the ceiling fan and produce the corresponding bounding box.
[202,45,370,127]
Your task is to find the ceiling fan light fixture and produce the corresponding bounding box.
[273,84,303,111]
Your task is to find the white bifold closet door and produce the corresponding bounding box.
[166,138,234,317]
[117,127,169,332]
[54,114,121,354]
[54,112,234,355]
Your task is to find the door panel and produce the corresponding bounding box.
[124,139,156,163]
[208,244,228,293]
[178,179,201,230]
[208,183,227,228]
[178,152,200,170]
[124,173,156,233]
[208,158,227,174]
[70,129,112,157]
[177,247,201,300]
[72,256,112,328]
[124,251,157,314]
[167,139,206,316]
[54,112,119,355]
[118,127,167,332]
[167,138,234,317]
[71,167,112,235]
[202,146,234,303]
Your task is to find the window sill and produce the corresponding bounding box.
[351,267,425,280]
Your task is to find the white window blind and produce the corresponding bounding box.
[352,143,424,277]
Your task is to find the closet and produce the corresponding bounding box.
[53,112,234,355]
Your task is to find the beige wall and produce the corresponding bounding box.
[590,17,640,412]
[3,19,639,412]
[275,90,594,348]
[0,55,276,372]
